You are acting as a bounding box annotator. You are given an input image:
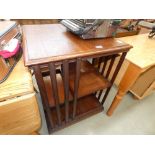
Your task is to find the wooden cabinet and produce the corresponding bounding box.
[130,65,155,99]
[0,93,40,134]
[0,57,41,134]
[105,34,155,100]
[105,56,155,100]
[107,34,155,116]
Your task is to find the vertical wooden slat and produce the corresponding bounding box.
[33,65,54,130]
[62,60,69,123]
[73,58,81,118]
[49,62,62,125]
[97,57,103,70]
[98,55,116,100]
[95,57,103,96]
[105,55,116,79]
[61,64,63,75]
[97,56,109,99]
[92,58,96,66]
[101,52,127,105]
[101,56,108,75]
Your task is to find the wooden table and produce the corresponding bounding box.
[0,57,41,134]
[22,24,132,133]
[107,33,155,116]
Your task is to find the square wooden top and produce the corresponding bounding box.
[22,24,132,66]
[119,33,155,69]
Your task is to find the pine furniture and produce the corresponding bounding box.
[0,57,41,134]
[107,33,155,116]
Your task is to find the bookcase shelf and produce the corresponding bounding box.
[69,61,111,98]
[42,60,111,131]
[50,94,103,130]
[43,61,111,109]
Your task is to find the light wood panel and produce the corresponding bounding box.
[118,33,155,69]
[105,33,155,102]
[0,93,41,135]
[130,66,155,98]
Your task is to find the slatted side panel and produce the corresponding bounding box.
[95,53,125,104]
[97,56,110,99]
[34,58,82,132]
[101,52,127,104]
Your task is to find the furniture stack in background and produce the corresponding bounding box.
[0,21,41,134]
[0,57,41,134]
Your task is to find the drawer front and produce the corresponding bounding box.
[131,66,155,98]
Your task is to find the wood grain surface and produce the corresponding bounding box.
[0,57,34,101]
[119,33,155,69]
[69,61,111,98]
[0,93,41,135]
[22,24,132,66]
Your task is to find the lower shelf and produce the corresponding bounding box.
[48,94,103,132]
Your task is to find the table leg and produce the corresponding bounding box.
[107,63,142,116]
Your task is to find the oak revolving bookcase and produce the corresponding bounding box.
[22,24,132,133]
